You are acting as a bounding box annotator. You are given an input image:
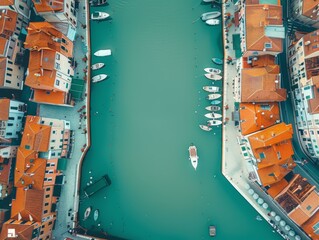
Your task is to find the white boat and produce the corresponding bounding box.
[84,207,92,220]
[207,120,223,126]
[203,86,219,93]
[201,11,221,21]
[92,74,107,83]
[202,0,213,2]
[205,105,221,111]
[94,49,112,57]
[94,209,99,221]
[205,73,222,80]
[199,125,212,132]
[204,68,221,74]
[206,19,220,26]
[205,112,222,119]
[188,144,199,170]
[91,63,105,70]
[206,94,221,100]
[91,11,110,20]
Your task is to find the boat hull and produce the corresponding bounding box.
[94,49,112,57]
[211,100,221,105]
[205,73,222,80]
[91,63,105,70]
[205,113,222,119]
[188,145,199,170]
[207,120,223,126]
[205,105,221,111]
[206,19,220,25]
[204,68,221,74]
[212,58,223,65]
[92,74,107,83]
[203,86,219,92]
[199,125,212,131]
[201,11,221,21]
[207,94,221,100]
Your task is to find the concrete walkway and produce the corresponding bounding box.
[221,1,309,240]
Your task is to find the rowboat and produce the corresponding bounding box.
[91,63,105,70]
[94,209,99,221]
[205,112,222,119]
[91,11,110,20]
[207,120,223,126]
[201,11,221,21]
[212,58,223,65]
[207,93,221,100]
[211,100,221,105]
[199,125,212,131]
[92,74,107,83]
[205,105,221,111]
[203,86,219,93]
[204,68,221,74]
[84,207,92,220]
[188,144,199,170]
[205,73,222,80]
[206,19,220,26]
[94,49,112,57]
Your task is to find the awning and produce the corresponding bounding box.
[234,11,239,27]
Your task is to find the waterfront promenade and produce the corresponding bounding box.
[221,2,309,240]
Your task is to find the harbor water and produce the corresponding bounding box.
[79,1,282,239]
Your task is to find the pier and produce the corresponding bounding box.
[84,175,111,198]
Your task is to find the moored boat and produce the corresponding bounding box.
[94,209,99,221]
[94,49,112,57]
[205,105,221,111]
[204,68,221,74]
[206,19,220,26]
[201,11,221,21]
[90,0,107,6]
[199,125,212,131]
[91,63,105,70]
[203,86,219,93]
[212,58,223,65]
[205,112,222,119]
[205,73,222,80]
[211,100,221,105]
[84,206,92,220]
[91,11,110,20]
[92,74,107,83]
[188,144,199,170]
[207,120,223,126]
[206,94,221,100]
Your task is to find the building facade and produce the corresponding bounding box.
[291,0,319,28]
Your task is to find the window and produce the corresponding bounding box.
[8,117,14,120]
[55,63,60,70]
[66,83,69,88]
[55,80,60,86]
[56,54,60,60]
[43,210,48,214]
[25,145,30,150]
[260,104,270,110]
[10,106,18,110]
[264,42,272,49]
[313,221,319,232]
[45,202,49,206]
[45,194,50,198]
[48,221,53,226]
[259,152,265,159]
[5,80,11,84]
[19,5,24,10]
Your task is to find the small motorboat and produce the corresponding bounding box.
[207,120,223,126]
[188,144,199,170]
[211,100,221,105]
[206,19,220,25]
[205,112,222,119]
[212,58,223,65]
[94,209,99,221]
[201,11,221,21]
[91,11,110,20]
[92,74,107,83]
[204,68,221,74]
[199,125,212,131]
[205,73,222,80]
[203,86,219,93]
[84,206,92,220]
[91,63,105,70]
[90,0,107,6]
[206,105,221,111]
[94,49,112,57]
[203,0,213,2]
[207,94,221,100]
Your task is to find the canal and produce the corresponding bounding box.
[79,1,281,239]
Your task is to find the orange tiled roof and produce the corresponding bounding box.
[0,10,17,39]
[32,0,64,13]
[25,22,73,58]
[0,98,10,121]
[0,0,14,5]
[0,57,6,87]
[302,30,319,58]
[267,178,289,198]
[245,4,283,53]
[302,0,319,19]
[0,37,8,55]
[33,89,69,105]
[11,188,44,222]
[245,0,281,4]
[241,67,287,102]
[20,116,51,152]
[302,210,319,239]
[0,222,34,240]
[15,148,46,190]
[239,102,280,135]
[0,157,11,185]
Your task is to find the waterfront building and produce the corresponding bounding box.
[244,123,296,186]
[25,49,75,106]
[268,174,319,239]
[0,8,29,90]
[288,30,319,159]
[236,1,284,58]
[0,99,26,143]
[0,0,32,19]
[290,0,319,28]
[31,0,77,28]
[0,146,17,200]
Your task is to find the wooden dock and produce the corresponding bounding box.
[84,175,111,198]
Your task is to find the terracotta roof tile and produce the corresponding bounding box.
[0,57,7,87]
[0,222,34,240]
[267,178,289,198]
[32,0,64,13]
[302,0,319,18]
[302,210,319,238]
[0,10,17,39]
[33,89,69,105]
[0,0,15,5]
[0,98,10,121]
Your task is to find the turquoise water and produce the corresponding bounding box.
[79,1,281,240]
